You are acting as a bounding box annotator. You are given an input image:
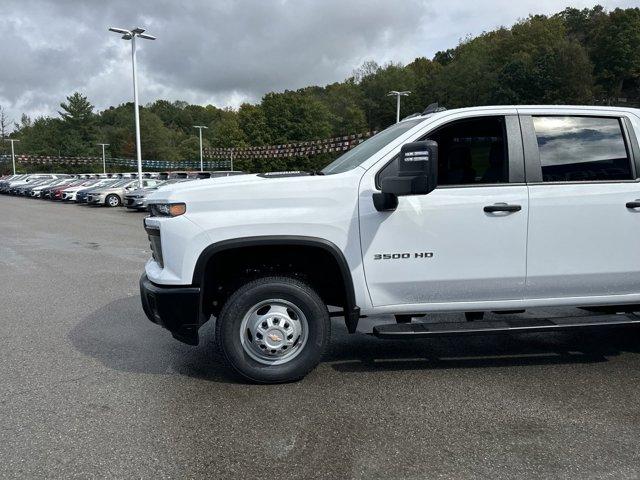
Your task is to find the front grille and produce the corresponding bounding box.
[146,227,163,268]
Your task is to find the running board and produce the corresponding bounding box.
[373,313,640,339]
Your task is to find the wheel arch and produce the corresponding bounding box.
[192,236,361,333]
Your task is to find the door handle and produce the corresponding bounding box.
[484,204,522,213]
[626,200,640,209]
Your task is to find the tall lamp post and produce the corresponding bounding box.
[108,26,156,187]
[97,143,109,174]
[5,138,19,175]
[193,126,208,172]
[387,90,411,123]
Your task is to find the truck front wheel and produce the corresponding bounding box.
[215,276,330,383]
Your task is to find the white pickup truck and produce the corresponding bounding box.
[140,105,640,383]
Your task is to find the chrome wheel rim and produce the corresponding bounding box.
[239,299,308,365]
[107,196,119,207]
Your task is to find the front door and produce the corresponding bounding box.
[359,114,529,308]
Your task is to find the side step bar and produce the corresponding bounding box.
[373,313,640,339]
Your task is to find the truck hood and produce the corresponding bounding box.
[154,173,265,195]
[146,171,359,209]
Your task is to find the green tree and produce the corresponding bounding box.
[323,81,367,135]
[178,136,209,160]
[262,91,333,143]
[58,92,97,155]
[238,103,271,145]
[209,111,247,148]
[590,8,640,101]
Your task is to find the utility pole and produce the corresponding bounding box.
[5,138,19,175]
[97,143,110,174]
[387,90,411,123]
[109,26,156,187]
[230,149,234,172]
[193,126,208,172]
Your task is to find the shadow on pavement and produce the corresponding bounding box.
[68,295,236,383]
[69,296,640,381]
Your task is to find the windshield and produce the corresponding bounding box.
[101,179,130,188]
[93,180,118,188]
[321,117,426,174]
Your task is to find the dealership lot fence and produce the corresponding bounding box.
[0,129,379,170]
[0,154,231,170]
[203,130,378,160]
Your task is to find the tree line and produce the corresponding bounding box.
[2,5,639,173]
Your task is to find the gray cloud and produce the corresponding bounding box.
[0,0,636,128]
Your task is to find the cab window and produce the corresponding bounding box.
[427,116,509,185]
[532,116,633,182]
[377,116,510,186]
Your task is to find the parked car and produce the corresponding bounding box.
[125,181,166,210]
[33,178,77,198]
[15,177,63,196]
[0,174,27,192]
[45,179,84,200]
[4,174,60,194]
[141,104,640,383]
[61,180,103,202]
[87,178,162,207]
[75,179,122,203]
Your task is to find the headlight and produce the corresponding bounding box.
[149,202,186,217]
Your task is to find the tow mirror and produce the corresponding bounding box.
[373,140,438,212]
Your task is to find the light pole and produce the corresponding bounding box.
[108,26,156,187]
[97,143,109,174]
[5,138,19,175]
[387,90,411,123]
[193,126,208,172]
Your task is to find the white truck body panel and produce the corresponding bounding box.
[145,105,640,316]
[358,184,529,307]
[146,170,372,309]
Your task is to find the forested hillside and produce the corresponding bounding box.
[3,6,639,170]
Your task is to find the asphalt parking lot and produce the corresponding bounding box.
[1,196,640,479]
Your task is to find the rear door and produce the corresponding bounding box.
[521,109,640,300]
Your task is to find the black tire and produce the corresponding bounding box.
[215,276,330,383]
[105,194,121,207]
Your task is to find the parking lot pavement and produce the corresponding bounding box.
[1,196,640,479]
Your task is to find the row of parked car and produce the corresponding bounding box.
[0,170,244,210]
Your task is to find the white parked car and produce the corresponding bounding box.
[61,180,104,201]
[140,105,640,383]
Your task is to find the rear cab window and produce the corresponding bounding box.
[531,116,635,182]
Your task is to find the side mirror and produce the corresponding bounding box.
[373,140,438,211]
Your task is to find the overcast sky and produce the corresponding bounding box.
[0,0,636,127]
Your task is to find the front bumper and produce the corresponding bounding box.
[139,274,203,345]
[87,194,104,204]
[125,196,145,209]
